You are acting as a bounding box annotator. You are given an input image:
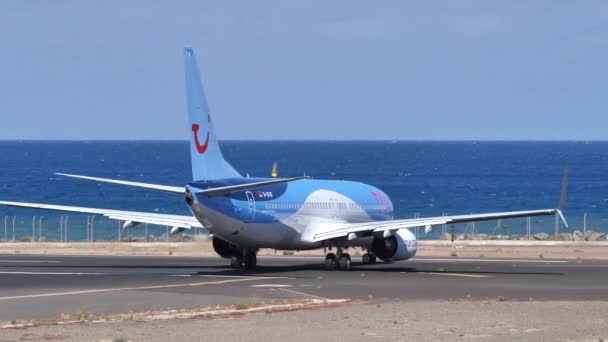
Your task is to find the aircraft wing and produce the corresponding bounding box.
[312,209,567,242]
[0,201,203,229]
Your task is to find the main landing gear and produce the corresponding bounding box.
[230,250,257,269]
[325,252,351,271]
[324,249,377,270]
[361,252,377,265]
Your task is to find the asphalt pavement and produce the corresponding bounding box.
[0,254,606,321]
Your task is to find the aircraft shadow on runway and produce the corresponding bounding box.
[204,263,563,277]
[0,261,563,277]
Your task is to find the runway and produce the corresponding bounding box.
[0,254,607,321]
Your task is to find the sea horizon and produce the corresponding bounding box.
[1,141,606,241]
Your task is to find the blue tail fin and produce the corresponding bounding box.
[184,47,241,181]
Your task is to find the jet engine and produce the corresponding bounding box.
[371,229,417,261]
[212,237,240,259]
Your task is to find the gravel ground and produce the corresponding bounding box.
[1,300,607,342]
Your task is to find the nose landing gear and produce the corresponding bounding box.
[229,249,257,269]
[243,251,257,269]
[230,255,242,269]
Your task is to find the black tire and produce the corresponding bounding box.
[230,256,242,269]
[370,254,377,264]
[339,254,352,271]
[243,252,257,269]
[362,253,372,265]
[324,253,337,270]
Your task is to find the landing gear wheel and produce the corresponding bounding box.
[230,256,242,269]
[339,254,352,271]
[336,249,343,259]
[243,252,257,269]
[324,253,337,270]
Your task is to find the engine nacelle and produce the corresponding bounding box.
[371,229,417,261]
[122,221,140,229]
[170,227,187,235]
[212,237,240,259]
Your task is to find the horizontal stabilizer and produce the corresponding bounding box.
[196,176,309,197]
[56,173,184,194]
[0,201,203,229]
[56,173,307,197]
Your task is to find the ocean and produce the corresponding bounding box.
[1,141,607,241]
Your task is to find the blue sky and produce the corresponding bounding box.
[0,1,606,140]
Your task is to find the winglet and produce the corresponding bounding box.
[557,209,568,228]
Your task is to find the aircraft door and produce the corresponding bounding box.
[245,191,255,223]
[329,198,339,220]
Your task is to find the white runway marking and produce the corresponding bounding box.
[0,271,106,275]
[0,260,61,263]
[273,288,331,301]
[168,274,294,279]
[414,258,569,263]
[416,272,489,278]
[519,264,608,268]
[0,277,276,301]
[251,284,293,288]
[0,271,294,278]
[258,256,324,260]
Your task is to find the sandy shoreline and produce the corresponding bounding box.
[2,240,608,259]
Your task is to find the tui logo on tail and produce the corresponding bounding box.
[192,114,211,154]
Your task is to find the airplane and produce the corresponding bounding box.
[0,47,567,271]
